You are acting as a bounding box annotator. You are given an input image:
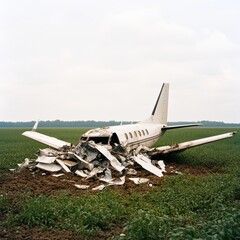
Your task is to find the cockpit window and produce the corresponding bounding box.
[87,137,109,144]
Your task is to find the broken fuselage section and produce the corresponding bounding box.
[80,124,167,150]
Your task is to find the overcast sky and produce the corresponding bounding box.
[1,0,239,123]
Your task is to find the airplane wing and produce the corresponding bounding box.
[162,123,201,130]
[22,131,71,150]
[150,131,236,155]
[22,121,71,150]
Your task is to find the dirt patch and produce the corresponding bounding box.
[0,163,220,240]
[1,163,220,197]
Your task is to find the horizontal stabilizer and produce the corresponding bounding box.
[154,131,236,154]
[162,123,201,130]
[22,131,71,150]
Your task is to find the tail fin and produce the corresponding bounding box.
[140,83,169,124]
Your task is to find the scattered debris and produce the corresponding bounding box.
[129,177,150,184]
[92,184,105,191]
[15,140,167,189]
[74,184,90,190]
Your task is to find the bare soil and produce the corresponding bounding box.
[0,163,220,240]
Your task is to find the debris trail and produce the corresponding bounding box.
[15,141,166,189]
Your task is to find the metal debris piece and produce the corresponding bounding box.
[92,184,105,191]
[17,158,30,170]
[36,156,56,164]
[99,168,113,183]
[108,176,126,186]
[52,173,65,177]
[92,143,125,172]
[74,154,94,171]
[126,168,137,175]
[157,160,166,172]
[74,184,90,190]
[86,167,104,179]
[129,177,150,184]
[75,170,88,177]
[175,170,183,175]
[36,163,62,172]
[133,154,163,177]
[56,159,71,173]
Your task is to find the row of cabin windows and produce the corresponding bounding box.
[124,129,149,140]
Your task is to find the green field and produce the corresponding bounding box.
[0,128,240,239]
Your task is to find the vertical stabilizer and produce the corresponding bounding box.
[140,83,169,124]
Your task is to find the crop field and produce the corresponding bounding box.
[0,127,240,239]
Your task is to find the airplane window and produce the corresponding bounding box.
[134,131,137,137]
[138,131,142,137]
[125,133,128,140]
[145,129,149,135]
[129,132,133,138]
[142,130,145,136]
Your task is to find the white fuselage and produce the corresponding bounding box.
[81,123,166,150]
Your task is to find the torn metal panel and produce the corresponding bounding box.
[74,184,90,190]
[108,176,125,186]
[62,160,78,168]
[92,184,105,191]
[126,168,137,175]
[17,158,30,169]
[133,154,163,177]
[55,159,71,173]
[74,154,94,171]
[75,170,88,178]
[36,156,56,164]
[36,163,62,172]
[86,167,104,179]
[92,143,125,172]
[99,168,113,183]
[157,160,166,172]
[52,173,65,177]
[129,177,150,184]
[39,148,58,157]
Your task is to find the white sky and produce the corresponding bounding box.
[1,0,239,123]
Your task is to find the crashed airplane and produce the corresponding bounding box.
[20,83,236,188]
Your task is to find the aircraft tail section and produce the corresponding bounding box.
[140,83,169,124]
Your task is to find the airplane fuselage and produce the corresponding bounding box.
[81,123,167,150]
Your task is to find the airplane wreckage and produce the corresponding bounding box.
[16,83,236,190]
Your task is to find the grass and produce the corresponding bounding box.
[0,127,240,239]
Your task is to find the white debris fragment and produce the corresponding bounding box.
[17,158,30,169]
[75,170,88,178]
[75,184,90,190]
[157,160,166,172]
[126,168,137,175]
[52,173,65,177]
[92,144,125,172]
[36,156,56,164]
[108,176,126,186]
[129,177,150,184]
[175,170,183,175]
[56,159,71,173]
[74,154,94,171]
[36,163,62,172]
[92,184,105,191]
[133,154,163,177]
[62,160,78,168]
[99,168,113,183]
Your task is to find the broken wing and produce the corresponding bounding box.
[151,131,236,155]
[22,131,71,150]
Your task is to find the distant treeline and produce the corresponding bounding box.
[0,120,239,128]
